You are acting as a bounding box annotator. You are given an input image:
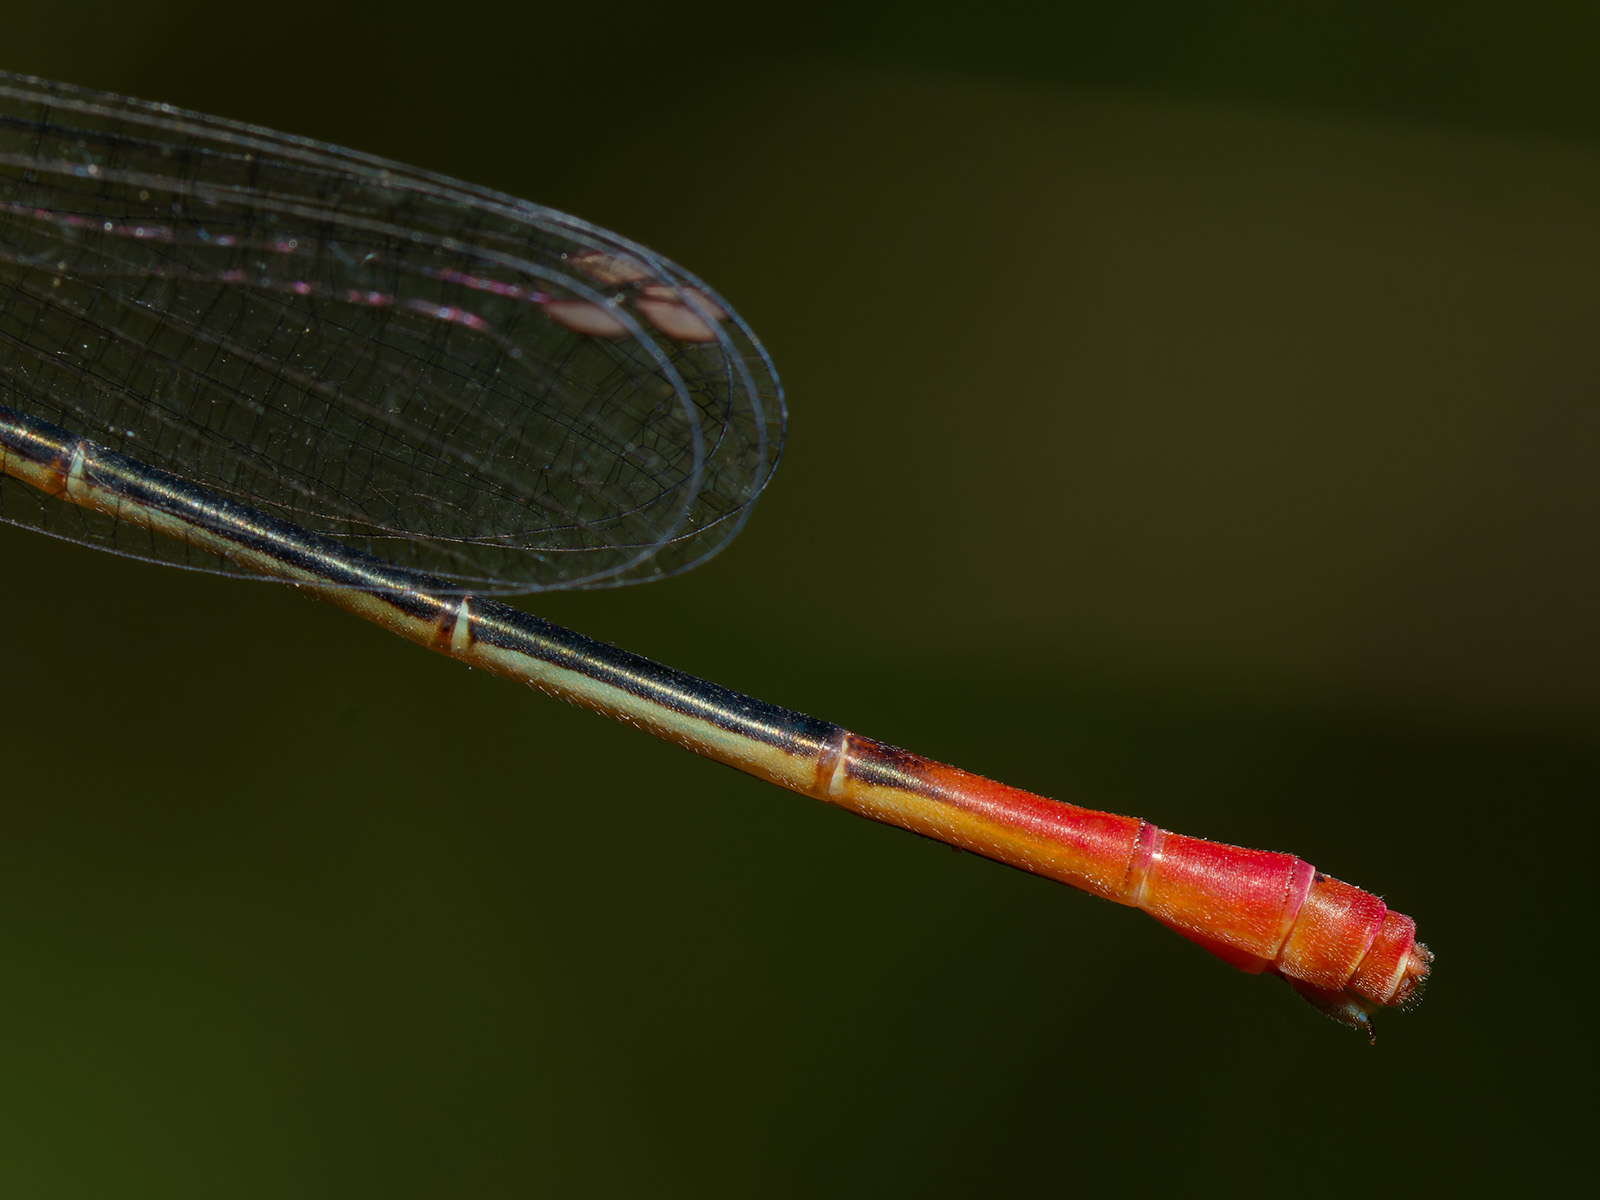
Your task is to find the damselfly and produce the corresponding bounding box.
[0,72,1429,1037]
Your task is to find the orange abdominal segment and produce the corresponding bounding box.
[818,734,1429,1035]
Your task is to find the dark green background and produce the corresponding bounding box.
[2,2,1591,1194]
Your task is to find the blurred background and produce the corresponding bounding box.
[2,2,1591,1193]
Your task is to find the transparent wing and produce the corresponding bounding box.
[0,72,783,593]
